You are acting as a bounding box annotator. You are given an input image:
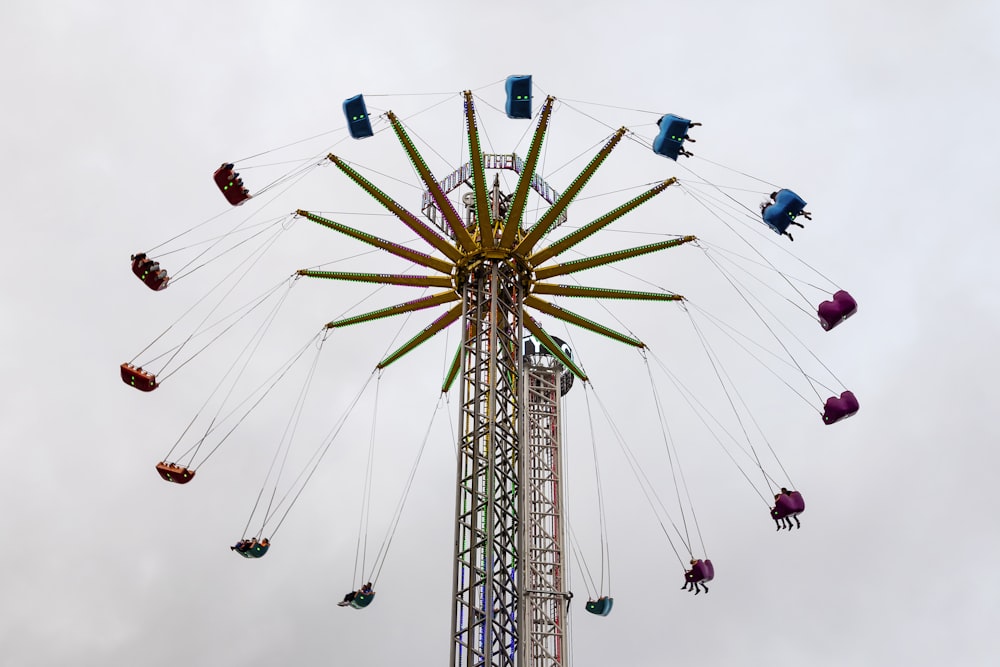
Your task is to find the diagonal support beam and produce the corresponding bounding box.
[499,96,555,250]
[523,315,589,381]
[529,178,677,266]
[327,154,463,263]
[534,236,697,281]
[525,295,644,347]
[297,210,454,275]
[514,127,628,257]
[326,291,459,329]
[463,91,494,250]
[387,111,477,253]
[378,302,463,369]
[297,270,452,289]
[532,283,684,301]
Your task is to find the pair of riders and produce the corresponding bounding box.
[231,537,268,553]
[338,582,374,607]
[760,190,812,242]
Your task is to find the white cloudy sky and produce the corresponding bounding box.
[2,1,999,666]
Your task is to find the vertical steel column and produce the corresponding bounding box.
[451,260,523,667]
[522,359,570,667]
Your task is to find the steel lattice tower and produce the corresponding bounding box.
[522,353,571,667]
[296,90,692,667]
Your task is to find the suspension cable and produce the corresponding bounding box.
[354,370,382,587]
[265,370,379,536]
[645,347,773,505]
[642,351,695,553]
[581,382,610,594]
[247,333,327,539]
[588,382,690,568]
[368,393,443,583]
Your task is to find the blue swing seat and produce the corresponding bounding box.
[343,94,374,139]
[762,189,807,234]
[505,75,532,119]
[653,114,692,161]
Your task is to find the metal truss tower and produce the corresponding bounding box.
[521,352,571,667]
[450,253,523,667]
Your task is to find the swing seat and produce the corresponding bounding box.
[144,268,169,291]
[585,596,614,616]
[505,75,532,119]
[686,559,714,584]
[121,363,157,392]
[771,491,805,520]
[762,189,807,234]
[350,592,375,609]
[213,163,251,206]
[653,114,692,161]
[818,290,857,331]
[822,390,859,425]
[232,539,269,558]
[246,540,270,558]
[131,254,170,291]
[343,94,374,139]
[155,462,195,484]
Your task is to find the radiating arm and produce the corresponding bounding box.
[297,210,453,275]
[387,111,477,253]
[534,236,697,281]
[441,342,462,393]
[377,303,463,369]
[523,315,589,382]
[532,283,684,302]
[499,96,555,249]
[327,154,462,263]
[297,270,452,289]
[326,291,459,328]
[463,91,494,250]
[529,179,676,266]
[525,295,643,347]
[513,128,628,257]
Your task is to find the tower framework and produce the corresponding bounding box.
[522,355,571,667]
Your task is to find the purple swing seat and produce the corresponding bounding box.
[823,390,859,425]
[772,491,806,520]
[818,290,858,331]
[687,559,714,583]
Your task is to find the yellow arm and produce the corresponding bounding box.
[378,303,463,369]
[532,283,683,301]
[464,91,494,250]
[525,295,643,347]
[327,154,462,263]
[387,111,477,253]
[297,270,452,288]
[514,128,628,257]
[529,179,676,266]
[326,291,459,328]
[499,96,555,249]
[523,315,589,381]
[534,236,696,281]
[298,210,454,275]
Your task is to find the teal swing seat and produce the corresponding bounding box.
[585,596,613,616]
[350,592,375,609]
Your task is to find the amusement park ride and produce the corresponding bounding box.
[122,75,858,667]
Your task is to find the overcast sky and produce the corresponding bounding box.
[2,1,999,666]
